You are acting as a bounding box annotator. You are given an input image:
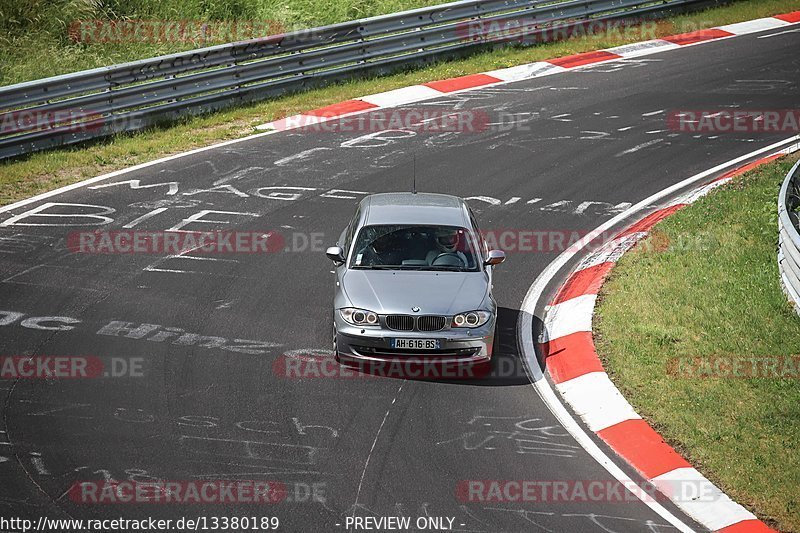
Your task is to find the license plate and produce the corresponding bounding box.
[391,338,440,350]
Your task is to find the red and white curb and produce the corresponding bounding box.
[541,145,800,532]
[256,11,800,132]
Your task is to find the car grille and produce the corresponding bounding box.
[385,315,447,331]
[417,315,447,331]
[386,315,415,331]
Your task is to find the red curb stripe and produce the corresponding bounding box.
[546,50,621,68]
[424,73,502,93]
[597,419,692,479]
[543,331,603,384]
[713,154,783,182]
[305,99,379,117]
[662,28,734,46]
[716,519,777,533]
[618,204,686,238]
[775,11,800,23]
[551,262,614,305]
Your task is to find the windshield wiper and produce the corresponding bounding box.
[352,265,470,271]
[423,266,468,271]
[352,265,421,270]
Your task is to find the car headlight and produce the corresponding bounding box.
[340,307,379,326]
[452,310,491,328]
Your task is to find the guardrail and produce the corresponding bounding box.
[0,0,714,160]
[778,159,800,314]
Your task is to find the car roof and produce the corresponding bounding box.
[359,193,470,227]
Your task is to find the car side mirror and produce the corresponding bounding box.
[484,249,506,266]
[326,246,345,264]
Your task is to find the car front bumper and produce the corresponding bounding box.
[334,315,494,367]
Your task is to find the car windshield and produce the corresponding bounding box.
[350,224,480,271]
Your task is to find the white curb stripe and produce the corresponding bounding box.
[484,62,567,82]
[555,372,641,432]
[542,294,595,341]
[718,17,791,35]
[359,85,444,107]
[605,39,680,58]
[671,178,731,205]
[652,468,756,530]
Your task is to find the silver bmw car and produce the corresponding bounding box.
[326,192,505,371]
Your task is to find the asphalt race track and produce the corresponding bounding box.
[0,27,797,532]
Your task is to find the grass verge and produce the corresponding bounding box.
[594,153,800,532]
[1,0,799,207]
[0,0,446,86]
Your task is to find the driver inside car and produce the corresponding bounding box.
[426,228,468,267]
[366,231,403,265]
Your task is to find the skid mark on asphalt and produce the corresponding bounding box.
[616,139,665,157]
[190,466,322,478]
[212,166,266,186]
[350,382,405,532]
[275,148,332,166]
[2,264,115,292]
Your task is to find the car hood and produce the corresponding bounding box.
[340,270,490,315]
